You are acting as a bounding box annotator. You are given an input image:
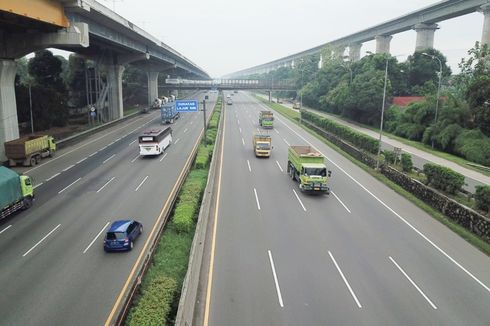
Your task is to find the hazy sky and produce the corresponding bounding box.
[100,0,484,77]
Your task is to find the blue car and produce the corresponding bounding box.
[103,220,143,252]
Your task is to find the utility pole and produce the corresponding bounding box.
[202,95,208,145]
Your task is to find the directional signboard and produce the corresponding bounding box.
[175,100,199,112]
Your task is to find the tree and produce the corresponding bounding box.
[405,49,451,95]
[122,65,147,106]
[66,54,88,108]
[466,75,490,136]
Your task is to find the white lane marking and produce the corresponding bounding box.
[389,256,438,309]
[283,138,290,146]
[46,173,60,182]
[190,121,194,125]
[275,160,284,172]
[331,191,351,213]
[0,225,12,235]
[22,224,61,257]
[58,178,81,194]
[237,119,240,125]
[102,154,116,164]
[62,164,74,172]
[128,140,137,146]
[76,157,87,164]
[328,250,362,308]
[115,137,121,142]
[108,142,115,146]
[292,189,307,212]
[184,128,188,133]
[256,128,260,132]
[241,138,245,146]
[271,110,490,293]
[268,250,284,308]
[130,155,139,163]
[83,221,111,254]
[247,160,251,172]
[239,127,242,134]
[135,176,149,192]
[33,182,43,189]
[254,188,261,210]
[100,145,108,151]
[274,129,280,134]
[159,152,168,162]
[175,138,181,144]
[96,177,115,193]
[89,152,97,157]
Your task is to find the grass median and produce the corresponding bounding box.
[126,97,223,325]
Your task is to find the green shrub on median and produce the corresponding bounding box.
[475,185,490,213]
[423,163,465,194]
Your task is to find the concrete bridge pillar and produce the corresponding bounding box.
[0,60,19,161]
[349,43,362,61]
[414,23,439,51]
[481,4,490,45]
[106,64,125,121]
[147,71,159,106]
[375,35,392,54]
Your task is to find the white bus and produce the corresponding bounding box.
[138,128,172,156]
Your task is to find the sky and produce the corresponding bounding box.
[96,0,484,77]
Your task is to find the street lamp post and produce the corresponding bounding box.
[375,59,389,170]
[422,52,443,148]
[28,83,34,134]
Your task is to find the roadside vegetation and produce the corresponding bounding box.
[126,97,222,325]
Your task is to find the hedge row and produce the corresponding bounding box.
[423,163,465,194]
[301,110,379,154]
[126,96,222,326]
[475,185,490,212]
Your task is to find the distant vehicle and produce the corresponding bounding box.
[139,128,172,156]
[5,134,56,166]
[103,220,143,252]
[161,102,180,124]
[277,99,283,104]
[234,90,238,93]
[259,110,274,129]
[293,102,301,109]
[287,145,331,194]
[0,166,34,220]
[169,95,176,102]
[227,98,233,105]
[226,94,231,99]
[252,134,272,157]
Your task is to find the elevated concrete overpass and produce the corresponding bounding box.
[160,78,296,91]
[227,0,490,77]
[0,0,209,161]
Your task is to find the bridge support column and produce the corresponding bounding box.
[147,71,159,107]
[375,35,392,54]
[0,60,19,161]
[481,4,490,45]
[349,43,362,61]
[414,23,438,52]
[106,64,125,121]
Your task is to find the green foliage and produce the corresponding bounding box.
[423,163,464,194]
[453,129,490,166]
[126,276,177,326]
[122,66,147,106]
[66,54,88,108]
[400,153,413,172]
[173,203,196,233]
[475,185,490,212]
[194,145,211,169]
[406,50,451,95]
[383,150,397,164]
[466,75,490,136]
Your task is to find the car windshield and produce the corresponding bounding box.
[106,232,125,240]
[257,143,270,150]
[304,168,326,177]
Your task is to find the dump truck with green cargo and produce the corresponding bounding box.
[4,135,56,166]
[252,134,272,157]
[259,110,274,129]
[287,145,331,194]
[0,166,34,220]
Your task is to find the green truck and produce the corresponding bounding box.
[287,145,331,194]
[4,135,56,166]
[0,167,34,220]
[259,111,274,129]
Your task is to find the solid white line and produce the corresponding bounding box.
[184,128,188,133]
[103,154,116,164]
[159,152,168,162]
[96,177,115,193]
[331,191,351,213]
[389,256,437,309]
[275,160,284,172]
[33,182,43,190]
[62,164,74,172]
[46,173,60,182]
[135,176,149,191]
[76,157,87,164]
[274,129,280,134]
[241,138,245,146]
[328,250,362,308]
[128,140,136,146]
[100,145,108,151]
[283,138,290,146]
[0,225,12,235]
[89,152,97,157]
[268,250,284,308]
[175,138,180,144]
[22,224,61,257]
[108,141,115,146]
[270,110,490,293]
[292,189,307,212]
[83,222,110,254]
[254,188,261,210]
[247,159,251,172]
[130,155,139,163]
[58,178,81,194]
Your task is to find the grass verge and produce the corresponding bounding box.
[258,97,490,256]
[126,97,223,325]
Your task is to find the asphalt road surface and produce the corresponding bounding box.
[204,91,490,326]
[0,92,216,325]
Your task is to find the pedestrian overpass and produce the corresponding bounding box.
[160,78,297,91]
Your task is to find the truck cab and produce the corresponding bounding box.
[298,163,330,192]
[253,134,272,157]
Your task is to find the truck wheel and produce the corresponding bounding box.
[29,157,36,166]
[22,197,33,210]
[35,156,41,164]
[48,150,55,158]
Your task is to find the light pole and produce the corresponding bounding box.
[376,59,389,170]
[422,52,443,148]
[28,83,34,134]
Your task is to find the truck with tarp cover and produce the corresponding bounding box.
[287,145,331,194]
[0,167,34,220]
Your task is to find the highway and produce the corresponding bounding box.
[0,92,216,325]
[204,92,490,326]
